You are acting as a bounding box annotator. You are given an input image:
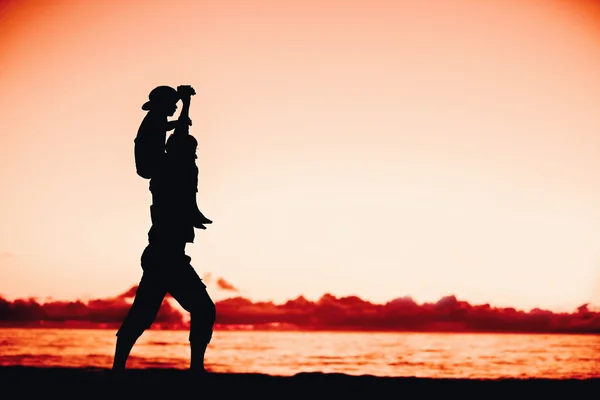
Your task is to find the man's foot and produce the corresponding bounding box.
[106,368,126,382]
[187,367,211,381]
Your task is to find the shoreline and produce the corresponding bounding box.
[0,324,598,335]
[0,367,597,396]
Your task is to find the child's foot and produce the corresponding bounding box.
[193,213,212,228]
[198,216,212,224]
[194,222,207,230]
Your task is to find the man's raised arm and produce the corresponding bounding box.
[172,85,195,135]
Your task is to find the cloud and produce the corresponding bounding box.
[0,282,598,333]
[212,294,599,333]
[216,278,239,292]
[0,251,14,259]
[202,272,212,283]
[0,286,183,328]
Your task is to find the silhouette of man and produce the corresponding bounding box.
[112,85,216,374]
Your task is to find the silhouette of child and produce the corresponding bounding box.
[134,85,187,180]
[135,85,212,230]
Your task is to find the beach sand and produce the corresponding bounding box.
[0,366,597,397]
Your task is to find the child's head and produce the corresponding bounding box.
[141,86,180,116]
[166,133,198,161]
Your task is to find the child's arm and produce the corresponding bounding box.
[166,117,191,131]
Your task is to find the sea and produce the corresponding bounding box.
[0,328,598,379]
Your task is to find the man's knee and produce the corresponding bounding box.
[116,316,154,341]
[206,299,217,324]
[188,297,216,343]
[116,302,159,340]
[189,294,216,318]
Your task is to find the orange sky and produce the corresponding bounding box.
[1,0,600,312]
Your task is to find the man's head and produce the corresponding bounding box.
[142,86,180,116]
[166,133,198,160]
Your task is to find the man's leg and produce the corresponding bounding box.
[168,256,216,372]
[189,288,216,372]
[113,247,167,371]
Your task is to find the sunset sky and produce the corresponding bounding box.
[1,0,600,312]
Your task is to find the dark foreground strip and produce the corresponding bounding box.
[0,366,597,398]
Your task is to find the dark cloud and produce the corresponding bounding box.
[0,284,597,334]
[0,286,183,328]
[214,294,599,333]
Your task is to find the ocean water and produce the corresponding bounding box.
[0,328,597,378]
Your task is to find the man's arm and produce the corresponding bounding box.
[173,85,195,135]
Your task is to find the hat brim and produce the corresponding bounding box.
[141,94,181,111]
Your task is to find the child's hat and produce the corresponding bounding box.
[141,86,180,111]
